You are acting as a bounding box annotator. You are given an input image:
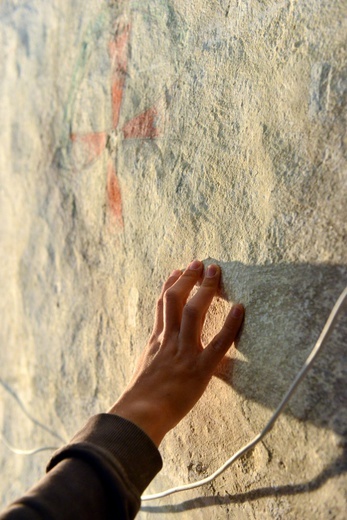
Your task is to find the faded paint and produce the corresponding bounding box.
[109,23,131,129]
[123,106,159,139]
[107,162,123,225]
[0,1,346,519]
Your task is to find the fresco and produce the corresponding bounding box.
[0,1,346,518]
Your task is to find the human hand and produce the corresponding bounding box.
[109,260,244,447]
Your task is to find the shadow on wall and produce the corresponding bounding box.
[142,259,347,513]
[204,260,347,436]
[141,451,346,514]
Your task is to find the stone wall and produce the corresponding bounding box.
[0,1,346,518]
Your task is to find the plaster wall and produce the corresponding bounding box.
[0,1,346,518]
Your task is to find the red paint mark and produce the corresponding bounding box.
[109,26,129,74]
[111,83,124,129]
[70,18,165,229]
[123,106,159,139]
[107,160,123,227]
[109,25,130,129]
[71,132,107,164]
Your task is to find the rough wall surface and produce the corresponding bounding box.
[0,1,346,518]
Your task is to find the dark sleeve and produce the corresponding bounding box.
[0,414,162,520]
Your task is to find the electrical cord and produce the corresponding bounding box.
[0,378,67,455]
[141,286,347,501]
[0,288,345,499]
[0,434,60,456]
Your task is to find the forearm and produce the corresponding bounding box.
[0,414,162,520]
[2,459,112,520]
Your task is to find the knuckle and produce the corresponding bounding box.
[201,278,218,290]
[184,302,200,320]
[156,298,163,311]
[162,329,178,344]
[211,337,224,352]
[164,288,179,305]
[219,330,234,350]
[183,269,200,280]
[223,319,237,335]
[163,278,175,291]
[162,281,171,292]
[148,332,159,346]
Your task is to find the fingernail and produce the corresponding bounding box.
[171,269,182,277]
[231,304,244,318]
[206,264,218,278]
[188,259,202,270]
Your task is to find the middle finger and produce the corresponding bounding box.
[163,260,204,333]
[180,264,221,346]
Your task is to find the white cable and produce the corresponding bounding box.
[141,286,347,501]
[0,377,66,456]
[0,433,59,456]
[0,378,66,444]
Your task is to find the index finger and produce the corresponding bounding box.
[180,264,221,346]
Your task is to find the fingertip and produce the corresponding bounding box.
[231,303,244,319]
[180,259,204,284]
[188,259,203,271]
[205,263,220,278]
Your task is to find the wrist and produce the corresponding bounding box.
[108,396,169,447]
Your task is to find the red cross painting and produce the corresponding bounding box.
[70,17,163,229]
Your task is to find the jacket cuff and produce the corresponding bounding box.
[47,413,163,497]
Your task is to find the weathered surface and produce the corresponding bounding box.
[0,1,346,518]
